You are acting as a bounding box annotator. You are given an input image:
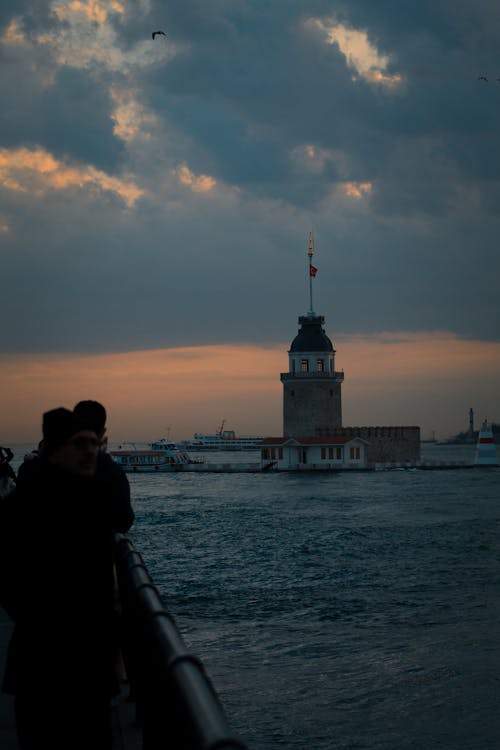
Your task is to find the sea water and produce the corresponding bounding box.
[7,444,500,749]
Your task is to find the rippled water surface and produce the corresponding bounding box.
[123,451,500,750]
[9,445,500,749]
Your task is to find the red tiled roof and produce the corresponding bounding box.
[261,435,368,446]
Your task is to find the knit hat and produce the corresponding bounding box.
[73,400,106,435]
[42,407,91,456]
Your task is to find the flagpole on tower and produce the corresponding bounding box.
[308,230,316,315]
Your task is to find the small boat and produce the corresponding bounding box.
[110,440,198,473]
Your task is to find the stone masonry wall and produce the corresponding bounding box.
[283,380,342,437]
[321,426,421,465]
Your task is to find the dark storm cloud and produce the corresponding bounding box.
[1,179,498,354]
[0,1,52,30]
[0,189,299,353]
[0,0,499,353]
[0,65,124,171]
[161,96,291,187]
[137,0,500,211]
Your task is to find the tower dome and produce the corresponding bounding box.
[290,315,334,353]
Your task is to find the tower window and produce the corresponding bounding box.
[317,359,324,372]
[329,390,333,397]
[290,390,295,396]
[301,359,309,372]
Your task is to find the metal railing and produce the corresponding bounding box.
[113,534,249,750]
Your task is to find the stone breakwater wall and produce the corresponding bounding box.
[323,426,421,465]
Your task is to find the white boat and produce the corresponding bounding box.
[110,440,197,472]
[179,421,263,452]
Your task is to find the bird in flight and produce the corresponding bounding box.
[152,30,166,40]
[477,75,488,81]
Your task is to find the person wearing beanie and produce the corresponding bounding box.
[73,400,107,444]
[0,405,133,749]
[42,406,100,476]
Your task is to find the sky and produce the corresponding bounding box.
[1,0,499,443]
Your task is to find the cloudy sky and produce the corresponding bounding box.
[1,0,499,443]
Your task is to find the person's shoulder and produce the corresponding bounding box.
[98,451,114,468]
[97,451,129,481]
[98,451,122,473]
[16,454,43,484]
[16,459,64,507]
[0,476,16,502]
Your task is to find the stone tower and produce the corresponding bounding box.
[280,233,344,437]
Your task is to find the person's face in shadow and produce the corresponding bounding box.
[49,431,100,476]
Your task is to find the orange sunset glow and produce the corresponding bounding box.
[1,333,499,445]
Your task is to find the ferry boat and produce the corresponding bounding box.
[179,421,263,452]
[110,440,197,472]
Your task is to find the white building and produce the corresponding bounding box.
[261,436,369,471]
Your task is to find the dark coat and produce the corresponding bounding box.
[0,457,133,699]
[95,450,134,533]
[16,450,134,533]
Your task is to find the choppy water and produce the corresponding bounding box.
[8,444,500,749]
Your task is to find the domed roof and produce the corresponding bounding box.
[290,315,334,353]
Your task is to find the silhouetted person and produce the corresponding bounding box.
[15,441,43,484]
[0,446,16,499]
[74,400,134,532]
[0,407,133,749]
[73,400,134,687]
[74,399,108,449]
[16,401,134,533]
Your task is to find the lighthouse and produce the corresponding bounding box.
[280,232,344,437]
